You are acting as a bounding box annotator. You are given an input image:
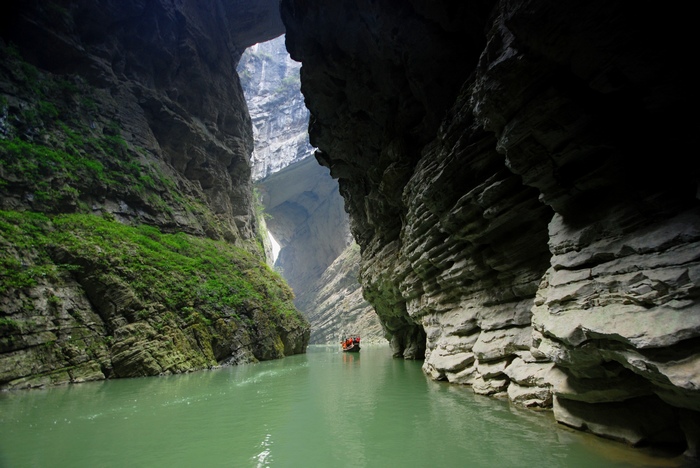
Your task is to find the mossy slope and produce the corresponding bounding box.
[0,210,308,389]
[0,31,309,388]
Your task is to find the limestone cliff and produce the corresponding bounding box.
[239,38,381,343]
[0,0,309,389]
[257,157,384,344]
[238,35,312,182]
[282,0,699,457]
[299,241,383,344]
[256,158,352,320]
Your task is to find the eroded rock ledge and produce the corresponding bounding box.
[282,0,699,456]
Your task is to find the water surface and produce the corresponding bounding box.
[0,345,684,467]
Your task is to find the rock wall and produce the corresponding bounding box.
[259,159,384,344]
[0,0,309,389]
[256,157,352,308]
[298,241,384,344]
[239,36,379,343]
[282,0,699,457]
[238,35,313,182]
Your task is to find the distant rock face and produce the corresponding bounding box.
[256,158,356,318]
[298,241,384,344]
[258,160,383,344]
[282,0,699,456]
[241,37,380,342]
[238,36,313,182]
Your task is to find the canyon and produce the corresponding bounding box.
[0,0,698,460]
[238,36,383,344]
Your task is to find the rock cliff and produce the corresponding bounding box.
[282,0,699,457]
[0,0,309,389]
[240,36,382,343]
[257,157,384,344]
[238,35,312,182]
[298,241,383,344]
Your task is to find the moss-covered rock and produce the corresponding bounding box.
[0,7,309,387]
[0,210,309,388]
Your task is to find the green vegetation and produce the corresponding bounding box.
[274,75,301,94]
[0,41,180,215]
[0,211,58,291]
[0,43,295,321]
[0,210,300,324]
[0,30,308,386]
[0,317,21,332]
[0,121,179,209]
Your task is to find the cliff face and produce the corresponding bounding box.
[282,0,699,456]
[238,35,312,182]
[299,241,384,344]
[0,0,309,389]
[256,158,352,312]
[240,37,380,343]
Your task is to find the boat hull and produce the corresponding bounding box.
[342,344,360,352]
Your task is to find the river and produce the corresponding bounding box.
[0,345,684,467]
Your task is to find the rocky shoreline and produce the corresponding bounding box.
[281,0,699,457]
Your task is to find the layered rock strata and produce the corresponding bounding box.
[298,241,383,344]
[282,0,699,456]
[0,0,309,389]
[238,35,313,182]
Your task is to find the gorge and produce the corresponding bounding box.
[237,36,383,344]
[0,0,698,462]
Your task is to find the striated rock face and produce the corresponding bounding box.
[282,0,699,456]
[299,241,384,344]
[238,35,313,182]
[0,0,309,389]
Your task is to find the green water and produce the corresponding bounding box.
[0,345,683,467]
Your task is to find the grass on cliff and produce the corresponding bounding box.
[0,41,189,218]
[0,210,299,323]
[0,43,300,327]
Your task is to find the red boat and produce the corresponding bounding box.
[341,335,361,352]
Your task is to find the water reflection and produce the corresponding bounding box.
[0,345,686,467]
[342,352,359,365]
[254,432,274,467]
